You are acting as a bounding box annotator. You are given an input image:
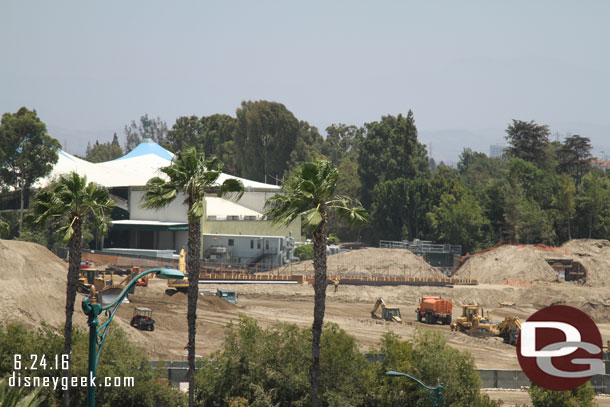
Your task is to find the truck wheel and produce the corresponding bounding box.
[417,312,422,322]
[443,316,452,325]
[425,313,431,324]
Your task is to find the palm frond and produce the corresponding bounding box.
[141,177,178,210]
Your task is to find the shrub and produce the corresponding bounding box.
[528,382,596,407]
[294,244,313,261]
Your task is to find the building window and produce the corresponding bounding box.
[227,215,240,220]
[257,240,261,249]
[244,215,257,220]
[250,240,254,249]
[228,239,234,246]
[265,240,269,250]
[207,215,217,220]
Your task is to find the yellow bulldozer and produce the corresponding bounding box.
[497,315,521,346]
[451,304,521,345]
[371,298,403,323]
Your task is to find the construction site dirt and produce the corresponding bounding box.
[3,238,610,405]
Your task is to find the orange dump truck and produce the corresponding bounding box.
[416,296,453,325]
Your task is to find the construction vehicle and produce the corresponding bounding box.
[130,307,155,331]
[371,298,403,323]
[131,266,148,287]
[450,304,499,337]
[497,315,521,346]
[416,296,453,325]
[168,249,188,292]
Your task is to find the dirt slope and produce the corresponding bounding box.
[277,248,445,279]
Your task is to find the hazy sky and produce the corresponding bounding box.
[2,1,609,162]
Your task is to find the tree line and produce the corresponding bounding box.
[2,103,610,253]
[106,104,609,253]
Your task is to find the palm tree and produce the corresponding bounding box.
[27,172,114,407]
[264,160,368,407]
[141,147,244,407]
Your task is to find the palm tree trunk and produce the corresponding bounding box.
[310,211,328,407]
[63,218,82,407]
[186,216,201,407]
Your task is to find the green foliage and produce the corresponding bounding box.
[0,378,45,407]
[0,323,185,407]
[235,100,301,183]
[505,120,551,166]
[0,107,60,193]
[195,318,499,407]
[166,115,238,174]
[0,219,8,239]
[357,111,429,207]
[294,244,313,260]
[575,170,610,238]
[85,139,123,163]
[26,172,114,245]
[124,114,168,152]
[371,331,502,407]
[556,135,592,185]
[265,160,368,230]
[321,124,363,166]
[428,192,490,253]
[528,382,596,407]
[142,148,244,222]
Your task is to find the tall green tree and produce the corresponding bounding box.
[166,115,238,174]
[505,119,551,166]
[265,160,368,407]
[141,148,244,407]
[321,124,363,166]
[124,114,168,152]
[576,170,610,238]
[557,134,592,185]
[165,115,204,152]
[0,107,60,233]
[428,192,490,253]
[235,100,300,182]
[85,140,123,163]
[553,174,576,240]
[286,121,325,175]
[27,172,114,407]
[358,111,429,207]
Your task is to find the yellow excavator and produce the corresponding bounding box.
[371,298,403,323]
[451,304,521,345]
[167,249,189,292]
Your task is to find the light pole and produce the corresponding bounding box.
[385,370,444,407]
[81,268,184,407]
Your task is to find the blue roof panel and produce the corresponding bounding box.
[112,139,173,161]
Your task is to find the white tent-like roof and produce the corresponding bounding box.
[205,197,262,220]
[37,139,281,191]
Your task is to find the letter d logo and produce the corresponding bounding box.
[517,305,603,391]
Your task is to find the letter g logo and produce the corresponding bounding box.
[517,305,603,391]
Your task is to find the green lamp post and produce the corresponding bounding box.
[385,370,444,407]
[81,268,184,407]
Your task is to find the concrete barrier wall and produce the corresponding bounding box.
[477,370,610,394]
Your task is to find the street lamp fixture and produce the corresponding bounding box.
[385,370,444,407]
[81,268,184,407]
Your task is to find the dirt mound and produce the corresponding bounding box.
[0,239,69,328]
[278,248,444,279]
[562,239,610,286]
[454,245,569,284]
